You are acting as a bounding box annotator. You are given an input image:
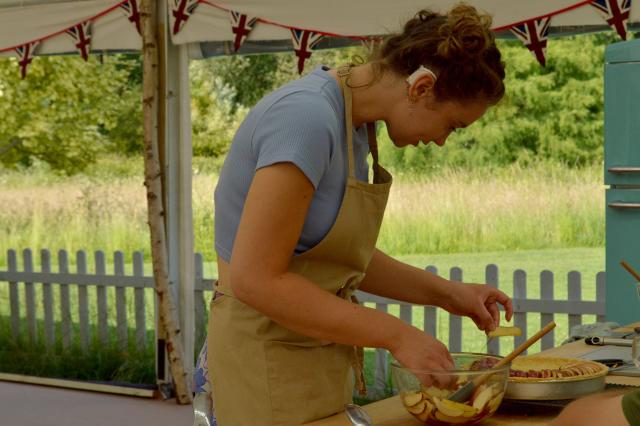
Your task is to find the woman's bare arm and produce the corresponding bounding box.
[230,163,407,350]
[228,162,453,373]
[359,250,513,331]
[359,249,450,306]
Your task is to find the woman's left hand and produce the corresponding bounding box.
[441,281,514,332]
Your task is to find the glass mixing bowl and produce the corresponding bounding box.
[391,353,510,425]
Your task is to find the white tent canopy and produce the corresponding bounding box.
[0,0,633,389]
[0,0,140,54]
[1,0,639,56]
[172,0,640,44]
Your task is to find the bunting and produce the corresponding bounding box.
[510,17,551,67]
[65,21,92,61]
[590,0,632,40]
[361,36,384,54]
[229,11,258,52]
[290,29,324,74]
[119,0,141,36]
[15,41,40,79]
[3,0,640,78]
[171,0,200,36]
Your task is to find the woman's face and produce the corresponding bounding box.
[385,97,489,148]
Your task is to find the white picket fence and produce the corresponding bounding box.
[0,249,215,352]
[0,249,606,398]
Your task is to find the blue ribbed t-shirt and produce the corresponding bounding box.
[214,65,371,261]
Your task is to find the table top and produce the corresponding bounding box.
[306,323,640,426]
[306,394,570,425]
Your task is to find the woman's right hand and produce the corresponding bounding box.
[389,325,456,389]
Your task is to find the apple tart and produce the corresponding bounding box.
[472,356,608,381]
[508,357,608,381]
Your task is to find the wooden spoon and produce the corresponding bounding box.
[448,321,556,403]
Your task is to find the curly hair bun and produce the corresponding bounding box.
[437,4,494,61]
[371,2,505,103]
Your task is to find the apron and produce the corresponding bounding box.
[207,64,393,426]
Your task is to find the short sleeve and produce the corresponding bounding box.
[252,91,336,189]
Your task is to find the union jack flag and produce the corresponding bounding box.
[171,0,199,36]
[510,17,551,67]
[290,29,324,74]
[119,0,141,35]
[14,41,39,79]
[65,21,92,61]
[590,0,632,40]
[229,11,258,52]
[361,36,384,54]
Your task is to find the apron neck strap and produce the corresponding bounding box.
[367,122,381,183]
[337,65,381,182]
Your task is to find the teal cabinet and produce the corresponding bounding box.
[606,188,640,324]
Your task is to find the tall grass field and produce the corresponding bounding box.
[0,157,604,265]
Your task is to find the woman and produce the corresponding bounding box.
[195,4,514,425]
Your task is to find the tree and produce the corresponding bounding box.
[103,54,144,156]
[0,55,137,174]
[0,33,619,174]
[187,46,367,158]
[205,46,366,111]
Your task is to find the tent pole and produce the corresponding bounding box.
[176,41,195,393]
[140,0,191,404]
[159,0,195,394]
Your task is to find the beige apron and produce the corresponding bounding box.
[207,65,393,426]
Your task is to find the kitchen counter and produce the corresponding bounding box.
[306,323,640,425]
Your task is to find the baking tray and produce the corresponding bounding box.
[504,373,607,400]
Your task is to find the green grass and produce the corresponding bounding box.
[397,247,604,300]
[0,314,155,384]
[0,158,604,265]
[378,162,604,255]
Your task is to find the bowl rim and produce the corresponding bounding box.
[390,351,511,374]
